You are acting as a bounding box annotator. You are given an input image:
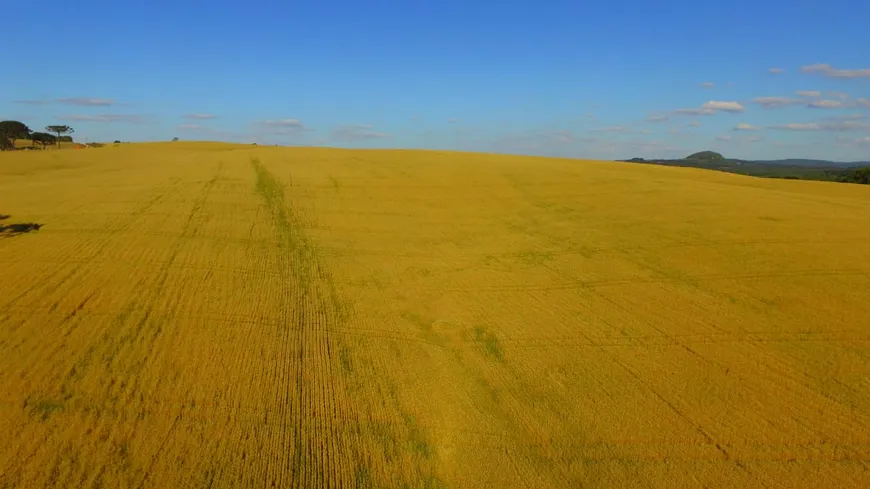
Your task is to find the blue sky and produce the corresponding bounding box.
[4,0,870,160]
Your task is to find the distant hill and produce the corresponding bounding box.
[686,150,725,162]
[619,151,870,184]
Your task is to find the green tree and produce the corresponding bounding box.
[0,120,32,150]
[838,167,870,185]
[31,132,58,149]
[45,125,74,148]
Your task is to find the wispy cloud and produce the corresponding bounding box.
[674,108,716,116]
[753,96,802,108]
[252,119,313,138]
[716,135,732,141]
[826,113,866,121]
[734,123,759,131]
[673,100,745,116]
[330,124,389,142]
[56,98,114,106]
[256,118,307,129]
[808,99,846,109]
[825,91,849,100]
[645,114,669,123]
[700,82,715,88]
[688,120,702,127]
[179,124,204,130]
[857,98,870,108]
[801,63,870,79]
[768,121,870,131]
[754,95,864,110]
[56,114,150,123]
[547,130,599,144]
[14,100,52,105]
[552,131,574,143]
[837,135,870,146]
[16,97,114,106]
[184,113,217,120]
[769,123,821,131]
[589,126,627,133]
[768,67,785,74]
[702,100,745,112]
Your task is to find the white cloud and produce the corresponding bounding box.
[330,124,389,142]
[668,128,684,135]
[734,123,759,131]
[753,96,802,108]
[808,99,846,109]
[688,120,702,127]
[801,63,870,78]
[768,67,785,74]
[185,113,217,120]
[825,91,849,100]
[747,135,762,142]
[700,82,715,88]
[716,135,732,141]
[179,124,203,130]
[857,98,870,108]
[796,90,821,97]
[701,100,745,112]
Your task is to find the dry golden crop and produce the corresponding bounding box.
[1,142,869,488]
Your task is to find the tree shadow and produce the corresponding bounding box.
[0,216,43,238]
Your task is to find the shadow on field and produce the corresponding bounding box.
[0,216,43,238]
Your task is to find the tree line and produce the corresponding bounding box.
[0,120,74,150]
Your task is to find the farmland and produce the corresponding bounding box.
[1,142,869,488]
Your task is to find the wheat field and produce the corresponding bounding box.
[1,142,869,488]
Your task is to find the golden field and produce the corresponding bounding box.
[1,142,869,488]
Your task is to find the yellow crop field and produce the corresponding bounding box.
[1,142,869,488]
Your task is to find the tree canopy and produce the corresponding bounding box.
[837,167,870,185]
[0,120,32,150]
[46,125,74,140]
[31,132,58,148]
